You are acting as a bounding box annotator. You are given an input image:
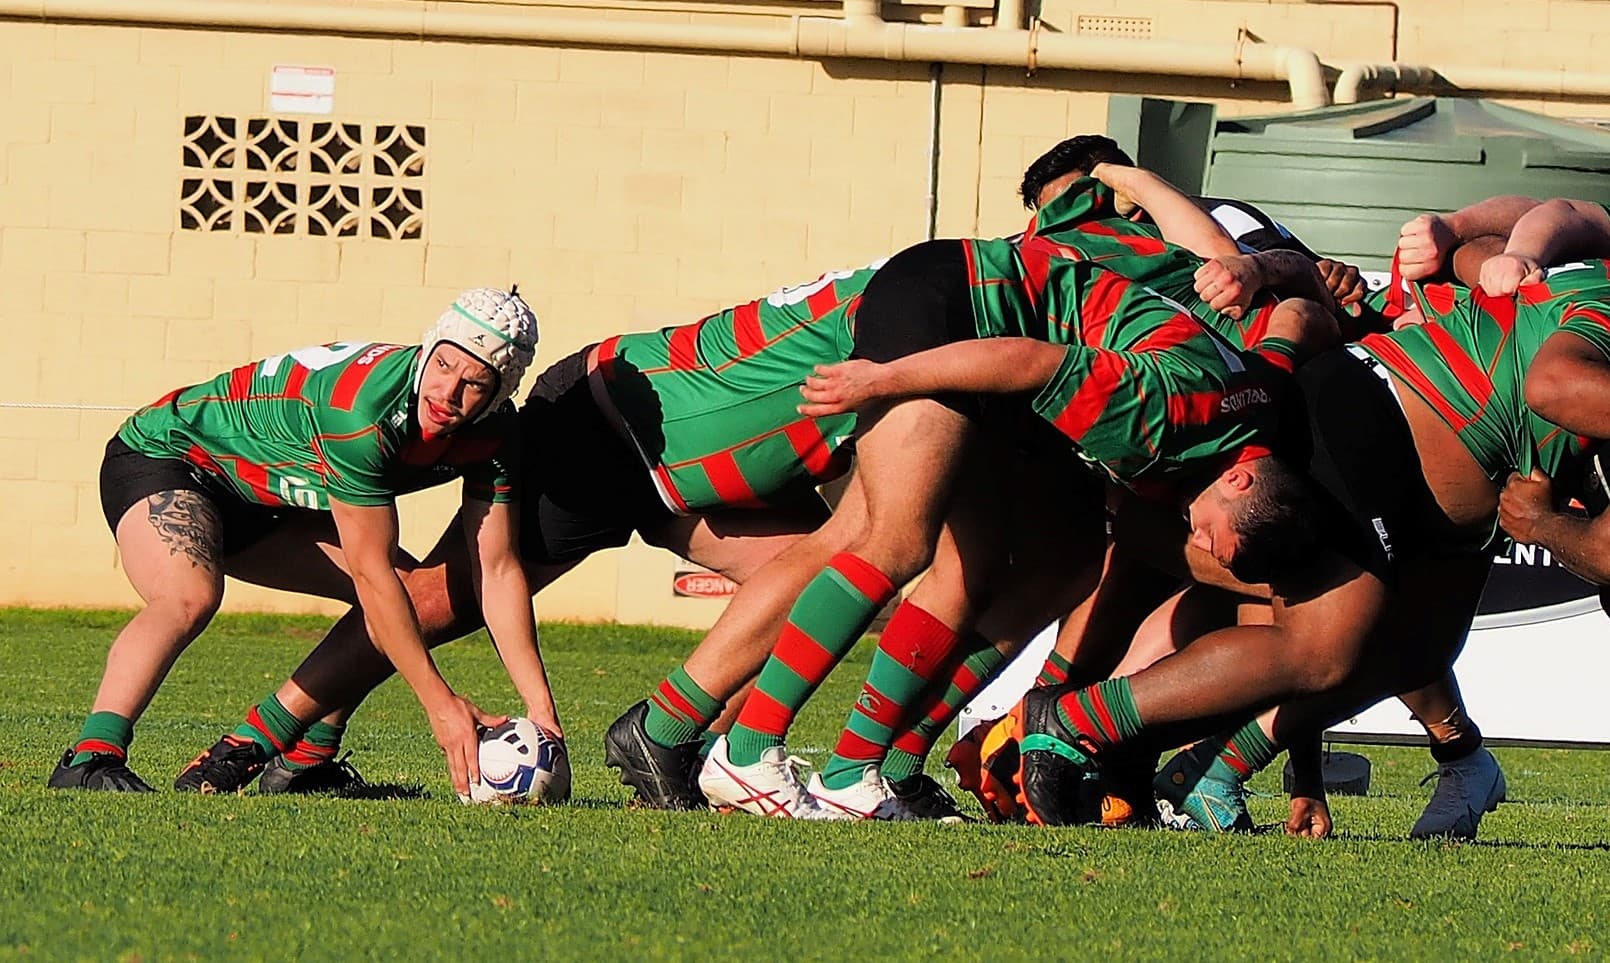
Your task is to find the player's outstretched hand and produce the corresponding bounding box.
[800,360,889,416]
[1397,213,1456,281]
[1479,253,1544,297]
[1194,254,1262,320]
[1315,259,1366,306]
[1499,468,1555,545]
[426,693,508,796]
[1285,794,1333,838]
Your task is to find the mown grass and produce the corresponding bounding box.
[1,608,1605,961]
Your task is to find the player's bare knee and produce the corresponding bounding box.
[405,568,481,642]
[147,591,221,641]
[1288,644,1357,694]
[885,530,937,584]
[417,587,477,643]
[847,528,932,585]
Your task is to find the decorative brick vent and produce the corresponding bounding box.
[179,116,425,239]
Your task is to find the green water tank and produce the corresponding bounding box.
[1108,96,1610,270]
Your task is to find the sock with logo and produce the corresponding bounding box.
[881,635,1005,782]
[819,602,964,790]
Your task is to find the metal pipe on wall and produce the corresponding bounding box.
[925,61,942,241]
[0,0,1332,108]
[1335,61,1610,104]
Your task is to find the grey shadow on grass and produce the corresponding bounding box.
[306,781,427,801]
[1291,828,1610,852]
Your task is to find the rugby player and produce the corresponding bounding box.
[170,266,874,799]
[790,151,1374,821]
[48,290,544,797]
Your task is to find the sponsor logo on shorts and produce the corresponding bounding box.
[1219,387,1272,413]
[1372,516,1395,562]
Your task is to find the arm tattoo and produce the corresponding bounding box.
[145,490,224,571]
[1253,250,1331,305]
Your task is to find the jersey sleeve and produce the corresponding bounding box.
[1251,337,1298,373]
[314,415,397,506]
[1030,343,1165,479]
[460,404,522,505]
[1557,300,1610,361]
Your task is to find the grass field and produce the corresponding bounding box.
[2,607,1607,960]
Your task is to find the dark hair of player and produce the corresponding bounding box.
[1224,456,1323,585]
[1019,135,1136,211]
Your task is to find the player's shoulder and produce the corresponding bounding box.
[309,343,419,425]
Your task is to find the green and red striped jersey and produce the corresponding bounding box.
[596,264,873,513]
[963,233,1292,493]
[1358,287,1610,484]
[1520,259,1610,306]
[1014,178,1282,350]
[118,342,517,509]
[1360,257,1610,329]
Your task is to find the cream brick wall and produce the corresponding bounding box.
[4,0,1610,627]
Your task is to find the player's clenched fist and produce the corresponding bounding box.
[1193,254,1263,320]
[1499,468,1556,545]
[1286,795,1333,838]
[1397,213,1457,281]
[1315,259,1366,306]
[1478,253,1544,297]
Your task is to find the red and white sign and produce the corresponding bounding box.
[271,65,335,115]
[673,565,738,600]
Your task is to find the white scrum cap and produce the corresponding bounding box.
[418,286,539,420]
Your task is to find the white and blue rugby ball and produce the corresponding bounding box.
[459,717,571,805]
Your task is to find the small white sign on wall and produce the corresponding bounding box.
[270,65,335,115]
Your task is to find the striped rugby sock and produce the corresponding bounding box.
[725,553,896,767]
[71,711,134,766]
[819,602,963,790]
[1052,678,1144,752]
[881,636,1005,782]
[643,666,722,749]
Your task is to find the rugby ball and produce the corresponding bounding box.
[458,717,571,805]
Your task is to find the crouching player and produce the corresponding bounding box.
[48,289,549,798]
[169,265,873,800]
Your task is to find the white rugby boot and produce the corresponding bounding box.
[806,766,921,821]
[697,735,831,819]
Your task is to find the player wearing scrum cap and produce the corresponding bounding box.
[48,289,546,798]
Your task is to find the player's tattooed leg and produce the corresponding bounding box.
[145,490,223,571]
